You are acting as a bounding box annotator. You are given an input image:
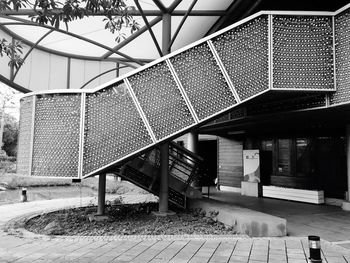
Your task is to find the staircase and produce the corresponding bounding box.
[116,142,202,208]
[17,9,342,206]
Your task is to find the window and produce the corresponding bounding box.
[277,139,292,175]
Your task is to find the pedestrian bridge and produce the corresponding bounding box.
[17,5,350,183]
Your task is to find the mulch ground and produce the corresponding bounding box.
[25,202,237,236]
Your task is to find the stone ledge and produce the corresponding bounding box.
[342,201,350,211]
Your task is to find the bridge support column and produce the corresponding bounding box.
[343,125,350,210]
[159,143,169,212]
[97,173,106,215]
[153,12,175,216]
[154,143,175,216]
[187,131,201,190]
[187,131,198,154]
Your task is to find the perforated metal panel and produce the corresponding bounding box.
[128,62,195,140]
[332,9,350,105]
[170,43,237,121]
[83,84,153,176]
[247,93,326,115]
[273,16,334,90]
[212,16,269,101]
[32,94,81,178]
[16,96,34,175]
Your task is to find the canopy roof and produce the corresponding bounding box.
[0,0,348,93]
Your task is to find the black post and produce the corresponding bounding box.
[308,235,322,262]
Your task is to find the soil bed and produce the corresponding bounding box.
[25,203,237,236]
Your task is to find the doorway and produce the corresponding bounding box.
[198,140,217,186]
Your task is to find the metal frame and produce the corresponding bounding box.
[124,78,157,143]
[168,0,198,50]
[207,40,241,103]
[152,0,167,13]
[77,93,86,179]
[28,95,36,177]
[0,16,144,66]
[79,65,128,89]
[165,59,199,123]
[134,0,163,57]
[334,3,350,16]
[12,29,54,81]
[268,14,273,90]
[0,9,228,17]
[332,15,337,91]
[102,16,163,59]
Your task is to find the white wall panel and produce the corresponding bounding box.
[99,61,117,84]
[49,54,68,90]
[70,58,85,90]
[83,60,100,89]
[29,49,50,91]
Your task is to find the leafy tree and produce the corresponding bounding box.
[0,85,19,157]
[2,113,18,157]
[0,0,139,68]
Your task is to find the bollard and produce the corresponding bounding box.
[308,235,322,263]
[21,187,27,202]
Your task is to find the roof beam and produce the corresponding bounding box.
[0,74,30,93]
[168,0,198,50]
[0,9,226,16]
[206,0,245,35]
[79,65,128,89]
[152,0,167,13]
[169,0,182,13]
[102,16,162,59]
[0,16,144,67]
[12,28,54,81]
[135,0,163,57]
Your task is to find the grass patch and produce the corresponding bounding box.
[0,173,72,189]
[0,173,147,195]
[81,177,147,195]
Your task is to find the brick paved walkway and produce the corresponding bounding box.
[0,195,349,263]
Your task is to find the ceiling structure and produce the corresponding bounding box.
[0,0,349,93]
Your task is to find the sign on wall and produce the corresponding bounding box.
[243,150,260,183]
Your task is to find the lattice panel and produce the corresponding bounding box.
[128,62,194,140]
[332,9,350,104]
[170,43,237,121]
[32,94,81,178]
[17,96,34,175]
[212,16,269,101]
[273,16,334,90]
[83,84,153,176]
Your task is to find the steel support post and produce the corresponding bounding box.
[97,173,106,215]
[159,143,169,213]
[157,12,172,215]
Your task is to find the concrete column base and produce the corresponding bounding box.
[241,181,262,197]
[88,214,109,222]
[152,210,176,217]
[342,201,350,211]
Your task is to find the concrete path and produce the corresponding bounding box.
[208,188,350,244]
[0,195,350,263]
